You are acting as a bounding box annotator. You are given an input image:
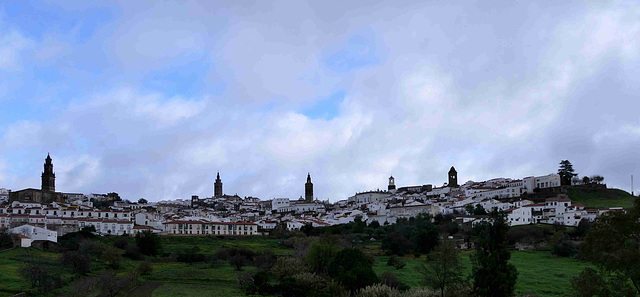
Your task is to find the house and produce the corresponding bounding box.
[9,224,58,248]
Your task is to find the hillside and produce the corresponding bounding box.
[567,187,637,209]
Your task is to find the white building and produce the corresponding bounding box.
[9,224,58,247]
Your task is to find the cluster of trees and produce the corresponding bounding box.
[571,198,640,296]
[18,229,162,296]
[381,213,440,256]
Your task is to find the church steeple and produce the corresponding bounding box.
[41,153,55,192]
[214,171,223,198]
[305,173,313,202]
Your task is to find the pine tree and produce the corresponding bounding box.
[471,210,518,297]
[558,160,577,186]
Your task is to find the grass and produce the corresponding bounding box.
[568,187,637,209]
[374,250,593,297]
[1,236,596,297]
[151,283,243,297]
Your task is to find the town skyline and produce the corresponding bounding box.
[1,1,639,202]
[1,153,618,203]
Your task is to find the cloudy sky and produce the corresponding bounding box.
[1,1,639,202]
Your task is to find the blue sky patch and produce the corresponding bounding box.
[324,34,378,73]
[300,90,345,120]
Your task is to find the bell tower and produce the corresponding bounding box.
[388,175,396,191]
[305,173,313,202]
[214,172,223,198]
[41,153,56,192]
[448,166,458,188]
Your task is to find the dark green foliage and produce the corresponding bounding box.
[369,220,381,229]
[569,219,591,238]
[580,199,640,294]
[328,248,378,292]
[113,237,129,249]
[307,241,338,274]
[0,228,14,250]
[135,230,162,256]
[558,160,577,186]
[138,198,148,203]
[353,215,366,233]
[254,249,277,271]
[474,204,487,215]
[551,237,577,257]
[471,210,518,297]
[102,246,123,269]
[175,246,207,263]
[571,268,638,297]
[381,271,410,291]
[386,255,406,269]
[19,263,63,292]
[381,213,439,256]
[62,250,91,274]
[418,238,464,297]
[506,225,552,246]
[124,245,142,260]
[136,261,153,275]
[58,226,96,250]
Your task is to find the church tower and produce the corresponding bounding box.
[388,175,396,191]
[214,172,223,198]
[305,173,313,202]
[448,166,458,188]
[41,154,56,192]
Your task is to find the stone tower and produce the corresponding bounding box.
[448,166,458,188]
[305,173,313,202]
[388,175,396,191]
[41,154,56,192]
[214,172,223,198]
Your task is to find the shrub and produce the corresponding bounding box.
[113,238,129,250]
[328,248,378,292]
[62,250,91,274]
[102,247,124,269]
[254,250,277,271]
[124,245,142,260]
[136,261,153,276]
[381,271,409,291]
[386,255,406,270]
[356,284,399,297]
[271,257,310,279]
[135,230,161,256]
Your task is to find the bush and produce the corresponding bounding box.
[328,248,378,292]
[101,247,123,269]
[254,250,277,271]
[356,284,399,297]
[124,245,142,260]
[113,238,129,250]
[135,230,161,256]
[136,261,153,276]
[271,257,310,279]
[62,250,91,274]
[381,271,409,291]
[386,255,406,270]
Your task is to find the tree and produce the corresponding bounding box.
[0,228,14,250]
[138,198,148,204]
[353,215,366,233]
[580,199,640,294]
[418,238,464,297]
[471,210,518,297]
[102,247,123,269]
[106,192,121,201]
[590,175,605,184]
[328,248,378,292]
[136,230,162,256]
[558,160,577,186]
[473,204,487,215]
[307,241,337,275]
[62,250,91,274]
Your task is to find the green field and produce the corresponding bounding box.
[1,236,596,297]
[568,187,637,209]
[374,250,593,296]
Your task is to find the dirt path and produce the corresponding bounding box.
[126,282,163,297]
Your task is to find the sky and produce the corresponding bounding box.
[0,1,639,202]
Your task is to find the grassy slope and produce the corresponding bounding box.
[567,187,637,209]
[373,251,593,297]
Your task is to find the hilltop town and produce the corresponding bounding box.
[0,154,625,247]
